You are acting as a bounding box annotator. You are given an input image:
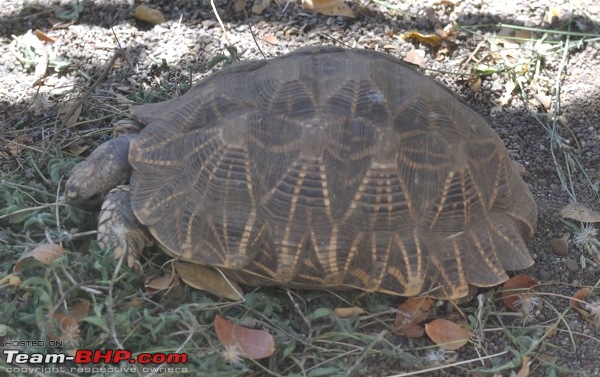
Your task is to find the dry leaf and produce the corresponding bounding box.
[497,80,516,107]
[393,297,433,338]
[145,265,180,293]
[501,274,539,312]
[569,288,600,325]
[468,76,482,92]
[174,261,243,301]
[334,307,365,318]
[68,300,90,321]
[403,49,426,68]
[47,17,77,29]
[403,31,442,48]
[34,29,56,43]
[544,6,562,24]
[63,103,83,129]
[534,92,552,110]
[517,355,531,377]
[264,34,278,45]
[32,45,49,86]
[303,0,355,18]
[425,318,470,350]
[46,313,79,341]
[69,145,89,156]
[0,273,22,288]
[134,5,166,25]
[14,244,64,272]
[214,315,275,360]
[559,203,600,223]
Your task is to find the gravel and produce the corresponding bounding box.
[1,1,599,376]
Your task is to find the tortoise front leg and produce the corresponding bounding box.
[98,185,151,269]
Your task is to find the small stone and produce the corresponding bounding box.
[565,258,579,272]
[538,269,551,281]
[549,238,569,256]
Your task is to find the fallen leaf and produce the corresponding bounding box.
[559,203,600,223]
[534,92,552,110]
[14,244,64,272]
[63,103,82,129]
[264,34,278,45]
[501,274,539,312]
[0,273,22,288]
[544,6,562,24]
[134,5,166,25]
[174,261,243,301]
[47,313,79,341]
[569,288,600,325]
[468,76,482,92]
[403,31,442,48]
[68,300,90,321]
[497,80,516,107]
[334,307,365,318]
[425,318,470,350]
[303,0,355,18]
[145,264,180,294]
[502,274,538,313]
[34,29,56,43]
[32,44,49,86]
[517,355,531,377]
[393,297,434,338]
[69,145,89,156]
[214,315,275,360]
[403,49,426,68]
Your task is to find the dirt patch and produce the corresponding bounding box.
[1,1,599,376]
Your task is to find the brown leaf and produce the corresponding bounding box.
[393,297,433,337]
[34,29,56,43]
[425,318,470,350]
[303,0,355,18]
[134,5,166,25]
[145,270,178,292]
[0,273,22,287]
[14,244,64,272]
[468,76,482,92]
[46,313,79,342]
[403,49,426,68]
[517,355,531,377]
[69,145,89,156]
[68,300,90,321]
[264,34,279,45]
[174,261,243,301]
[559,203,600,223]
[214,315,275,360]
[334,307,365,318]
[569,288,600,325]
[501,274,539,311]
[403,31,442,48]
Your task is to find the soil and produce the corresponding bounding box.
[1,1,599,376]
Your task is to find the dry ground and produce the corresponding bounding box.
[1,1,600,376]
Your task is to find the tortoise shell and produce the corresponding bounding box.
[128,46,536,299]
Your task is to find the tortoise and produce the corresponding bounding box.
[65,46,537,300]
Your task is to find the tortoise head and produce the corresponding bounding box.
[65,135,135,210]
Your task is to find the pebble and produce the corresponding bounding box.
[565,258,580,272]
[549,238,569,256]
[538,268,551,281]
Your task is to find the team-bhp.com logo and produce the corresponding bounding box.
[3,347,188,374]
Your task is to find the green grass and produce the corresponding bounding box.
[2,2,600,376]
